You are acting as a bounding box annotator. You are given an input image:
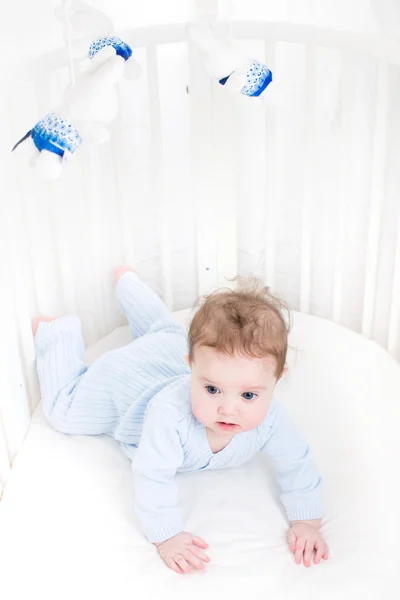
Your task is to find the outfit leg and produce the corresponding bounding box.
[116,272,179,338]
[35,316,118,435]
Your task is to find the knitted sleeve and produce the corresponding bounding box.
[260,400,324,522]
[133,401,185,543]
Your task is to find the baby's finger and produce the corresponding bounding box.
[287,529,297,553]
[322,544,329,560]
[314,541,325,564]
[303,541,314,568]
[190,546,211,563]
[192,536,209,549]
[176,556,192,573]
[294,539,306,564]
[185,550,205,570]
[165,558,183,575]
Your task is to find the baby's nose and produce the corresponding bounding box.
[218,400,239,416]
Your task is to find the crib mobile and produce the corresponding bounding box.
[11,1,273,181]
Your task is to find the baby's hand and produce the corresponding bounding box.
[288,522,329,567]
[155,532,210,574]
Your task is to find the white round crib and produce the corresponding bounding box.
[1,308,399,599]
[1,5,400,598]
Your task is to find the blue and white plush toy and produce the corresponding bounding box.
[12,35,141,180]
[12,0,142,181]
[64,34,141,137]
[186,24,272,99]
[12,113,82,179]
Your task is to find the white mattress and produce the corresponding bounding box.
[1,310,399,600]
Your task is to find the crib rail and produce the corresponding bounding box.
[19,21,400,80]
[2,14,400,496]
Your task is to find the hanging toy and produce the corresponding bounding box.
[12,113,82,180]
[12,2,142,181]
[89,35,133,62]
[186,24,272,98]
[63,34,142,140]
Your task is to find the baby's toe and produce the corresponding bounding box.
[114,266,136,284]
[32,316,55,336]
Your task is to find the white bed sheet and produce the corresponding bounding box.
[1,310,399,600]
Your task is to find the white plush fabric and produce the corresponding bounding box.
[0,309,399,600]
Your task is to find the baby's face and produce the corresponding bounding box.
[190,346,279,438]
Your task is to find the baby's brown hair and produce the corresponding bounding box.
[188,278,291,379]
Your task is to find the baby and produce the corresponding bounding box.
[33,267,329,574]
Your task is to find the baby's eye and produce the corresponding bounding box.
[205,385,220,395]
[242,392,257,401]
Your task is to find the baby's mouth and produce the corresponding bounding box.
[217,421,238,430]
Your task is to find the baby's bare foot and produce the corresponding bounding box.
[32,317,55,336]
[114,265,136,284]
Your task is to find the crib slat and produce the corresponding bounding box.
[331,208,347,323]
[190,0,220,295]
[387,224,400,357]
[110,80,137,274]
[188,33,219,296]
[146,46,163,164]
[264,41,277,289]
[0,313,32,463]
[0,195,13,489]
[146,45,173,309]
[29,76,62,316]
[6,82,40,412]
[46,70,78,315]
[0,243,32,486]
[300,45,316,314]
[362,62,389,338]
[212,83,238,288]
[332,55,355,323]
[11,77,57,412]
[0,417,11,498]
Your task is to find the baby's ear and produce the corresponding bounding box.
[185,354,191,367]
[279,366,288,379]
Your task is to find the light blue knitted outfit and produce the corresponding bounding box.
[35,272,323,543]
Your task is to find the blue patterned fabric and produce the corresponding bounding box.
[219,60,272,97]
[219,73,233,86]
[240,60,272,96]
[89,36,132,61]
[31,113,82,157]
